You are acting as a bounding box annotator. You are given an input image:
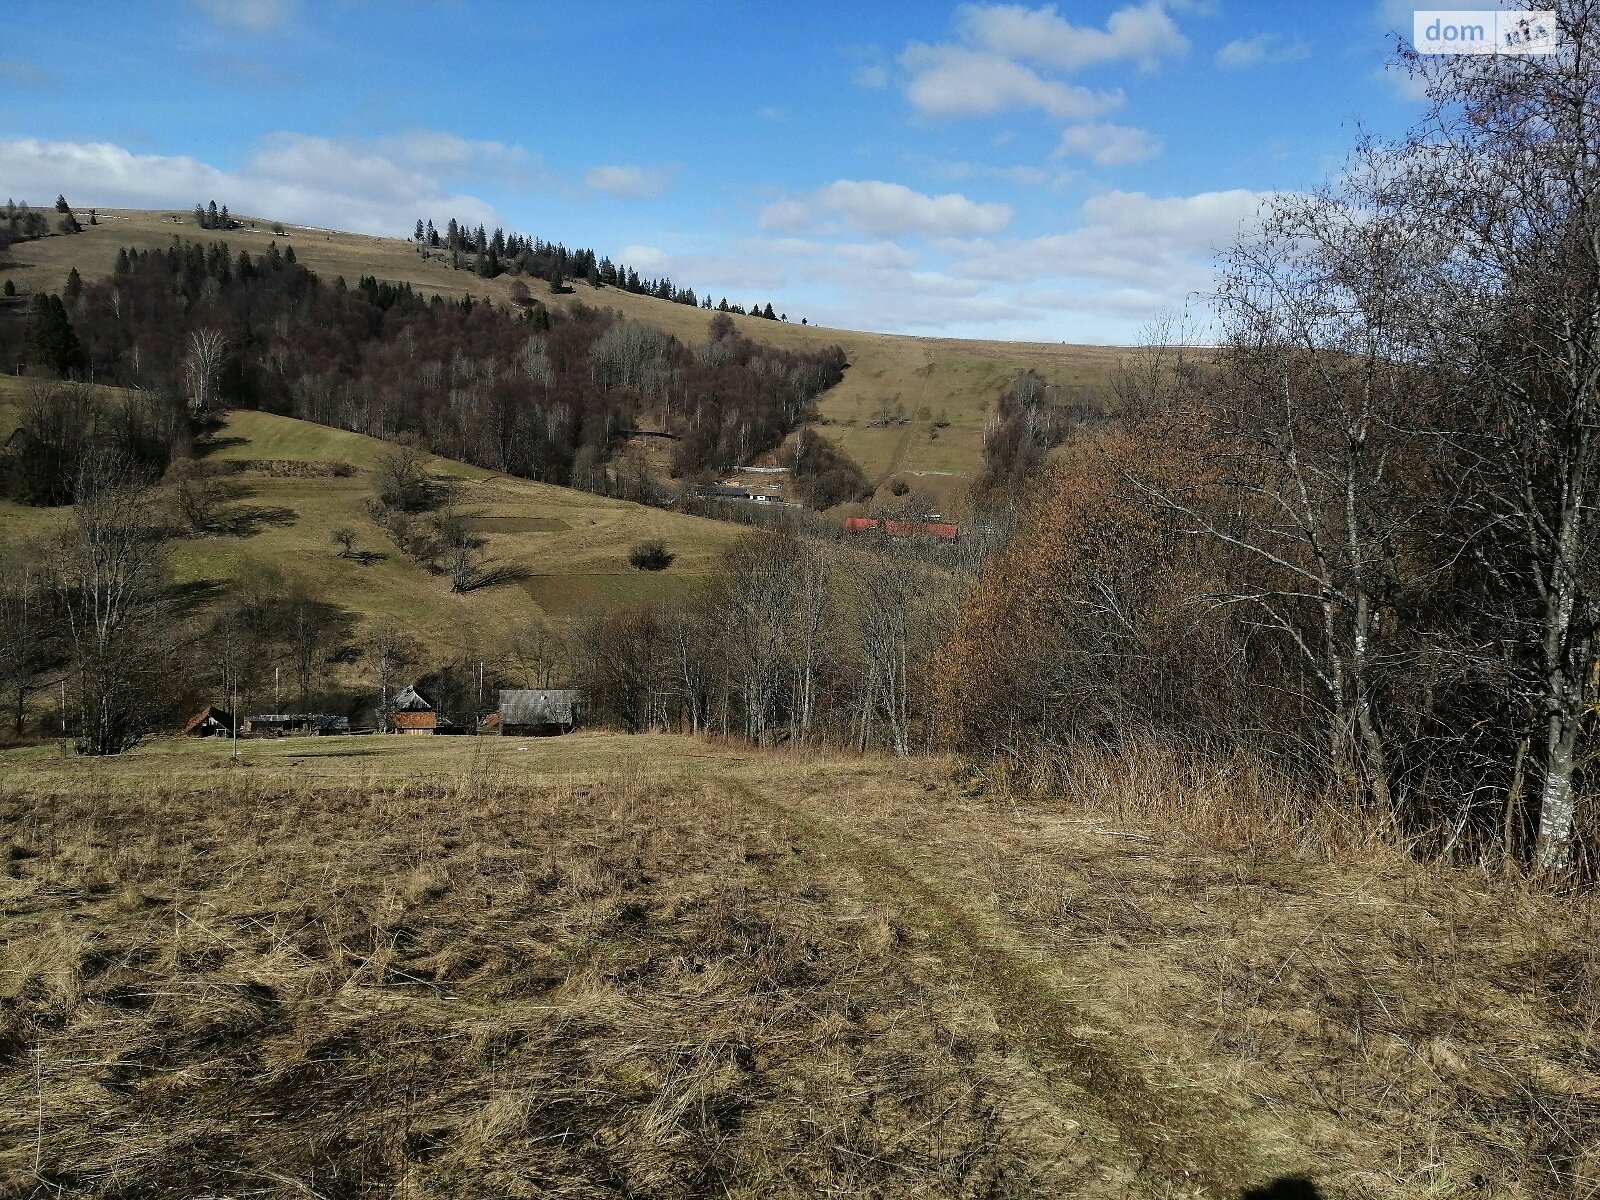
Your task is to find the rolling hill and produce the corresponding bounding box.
[1,209,1127,507]
[0,379,741,673]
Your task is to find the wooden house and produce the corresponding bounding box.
[386,685,439,734]
[494,689,580,736]
[180,704,235,737]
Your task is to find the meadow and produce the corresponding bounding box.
[1,733,1593,1198]
[0,394,737,658]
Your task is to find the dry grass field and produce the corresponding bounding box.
[1,733,1594,1198]
[2,211,1127,501]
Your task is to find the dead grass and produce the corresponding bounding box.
[1,733,1594,1198]
[0,748,1092,1197]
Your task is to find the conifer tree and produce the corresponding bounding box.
[25,294,82,376]
[64,268,83,304]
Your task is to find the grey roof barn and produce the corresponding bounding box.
[498,689,580,729]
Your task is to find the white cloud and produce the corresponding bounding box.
[761,180,1014,239]
[1054,122,1162,165]
[192,0,299,32]
[900,45,1123,119]
[898,2,1188,121]
[957,2,1190,72]
[584,164,672,199]
[0,133,512,236]
[956,187,1270,289]
[854,64,889,89]
[835,241,919,270]
[1215,33,1310,68]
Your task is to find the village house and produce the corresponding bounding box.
[243,713,350,737]
[386,684,439,735]
[180,704,235,737]
[491,689,581,736]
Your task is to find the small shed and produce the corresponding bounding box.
[496,689,580,736]
[181,704,235,737]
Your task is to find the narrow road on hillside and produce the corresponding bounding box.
[873,348,935,490]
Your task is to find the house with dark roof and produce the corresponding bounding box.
[494,689,580,736]
[180,704,235,737]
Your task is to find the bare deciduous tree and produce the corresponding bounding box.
[182,328,227,421]
[51,455,172,754]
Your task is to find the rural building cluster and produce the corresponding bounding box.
[180,686,581,740]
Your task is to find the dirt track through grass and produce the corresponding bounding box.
[739,781,1257,1197]
[3,734,1594,1198]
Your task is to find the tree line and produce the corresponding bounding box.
[0,238,856,508]
[1,195,93,255]
[413,214,792,321]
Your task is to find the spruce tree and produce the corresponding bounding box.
[207,200,220,228]
[26,294,82,376]
[64,268,82,304]
[114,248,131,275]
[3,280,15,297]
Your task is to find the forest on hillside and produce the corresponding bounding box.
[0,238,861,507]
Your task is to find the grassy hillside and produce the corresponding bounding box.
[0,398,740,665]
[2,732,1592,1197]
[2,209,1126,504]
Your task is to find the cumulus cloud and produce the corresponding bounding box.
[192,0,299,32]
[760,180,1013,239]
[956,187,1270,288]
[957,2,1189,72]
[1054,121,1162,165]
[900,46,1122,120]
[584,165,672,199]
[899,2,1187,120]
[0,132,516,235]
[1215,33,1310,69]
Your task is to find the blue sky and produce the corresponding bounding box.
[1,0,1444,341]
